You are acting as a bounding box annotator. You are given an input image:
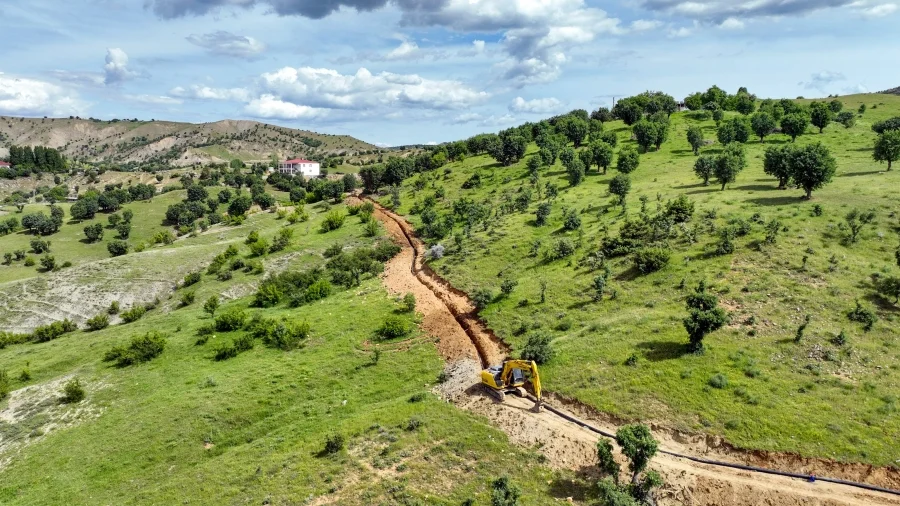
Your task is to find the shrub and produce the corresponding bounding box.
[874,275,900,303]
[0,370,9,400]
[86,314,110,331]
[244,260,264,275]
[183,271,202,287]
[664,195,695,223]
[472,288,493,310]
[633,247,671,274]
[563,209,581,230]
[108,301,120,314]
[249,238,269,257]
[364,219,380,237]
[269,228,293,253]
[31,319,78,342]
[546,238,575,261]
[831,329,849,346]
[60,378,85,404]
[377,315,412,340]
[120,305,147,323]
[491,477,521,506]
[324,243,344,258]
[323,433,345,455]
[847,301,877,331]
[180,291,196,306]
[535,202,551,226]
[103,332,166,367]
[401,293,417,313]
[213,335,254,361]
[303,279,332,303]
[215,308,247,331]
[500,279,518,296]
[83,223,104,242]
[708,374,728,389]
[217,270,233,281]
[39,254,56,271]
[683,282,728,352]
[30,238,51,254]
[24,256,35,267]
[522,332,554,364]
[321,210,346,232]
[107,240,129,257]
[253,281,283,307]
[249,316,311,350]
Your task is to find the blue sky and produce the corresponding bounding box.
[1,0,898,146]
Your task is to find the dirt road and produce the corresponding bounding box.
[362,197,900,506]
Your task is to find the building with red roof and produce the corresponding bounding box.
[278,158,320,177]
[0,161,11,168]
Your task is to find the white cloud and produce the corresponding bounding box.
[800,70,846,92]
[170,85,252,101]
[104,48,142,85]
[851,1,898,17]
[186,31,266,59]
[449,112,517,127]
[509,96,562,114]
[0,73,86,116]
[718,17,745,30]
[385,38,420,60]
[667,26,693,37]
[125,94,183,105]
[244,94,329,120]
[257,66,489,112]
[640,0,869,22]
[630,19,663,31]
[843,83,869,94]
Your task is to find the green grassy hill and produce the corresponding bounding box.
[0,199,563,505]
[390,93,900,466]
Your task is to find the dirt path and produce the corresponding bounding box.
[362,197,900,506]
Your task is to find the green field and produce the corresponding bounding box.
[0,201,567,505]
[391,93,900,466]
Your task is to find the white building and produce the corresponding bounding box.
[278,158,320,177]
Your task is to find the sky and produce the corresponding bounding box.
[0,0,898,146]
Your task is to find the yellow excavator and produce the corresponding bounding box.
[481,360,543,412]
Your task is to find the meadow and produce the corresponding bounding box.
[392,93,900,466]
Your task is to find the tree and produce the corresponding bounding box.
[108,213,121,227]
[763,144,795,188]
[717,117,750,144]
[702,85,728,108]
[204,295,220,317]
[559,116,589,147]
[873,130,900,171]
[116,222,131,239]
[589,141,615,174]
[83,223,103,242]
[613,98,644,126]
[186,184,208,202]
[714,143,746,190]
[123,209,134,223]
[875,275,900,303]
[609,174,631,208]
[40,254,56,271]
[684,92,704,111]
[734,92,756,115]
[844,208,876,244]
[693,155,717,186]
[789,142,837,199]
[535,202,551,226]
[686,126,704,155]
[781,113,809,142]
[70,196,99,221]
[566,158,586,187]
[810,102,832,133]
[616,424,659,483]
[107,240,128,257]
[228,195,252,216]
[491,477,521,506]
[750,112,776,142]
[683,281,728,352]
[872,117,900,134]
[632,119,667,152]
[616,146,640,174]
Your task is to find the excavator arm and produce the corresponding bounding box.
[501,360,541,402]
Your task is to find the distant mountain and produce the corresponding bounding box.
[0,116,382,168]
[880,86,900,95]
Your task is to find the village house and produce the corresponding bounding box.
[278,158,320,177]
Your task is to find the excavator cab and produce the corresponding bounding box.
[480,360,542,412]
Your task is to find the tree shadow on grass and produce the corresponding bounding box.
[673,183,707,190]
[614,266,642,282]
[685,188,720,195]
[549,475,597,502]
[839,170,886,178]
[734,184,780,192]
[636,340,690,361]
[863,293,900,312]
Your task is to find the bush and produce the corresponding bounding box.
[563,209,581,230]
[108,301,120,314]
[183,271,202,287]
[500,279,518,296]
[377,315,412,340]
[364,219,380,237]
[847,301,877,331]
[323,433,345,455]
[60,378,85,404]
[303,279,332,304]
[180,291,196,307]
[708,374,728,389]
[39,254,56,271]
[103,332,166,367]
[215,308,247,332]
[31,319,78,342]
[633,247,671,274]
[321,210,346,232]
[86,314,110,331]
[213,335,254,361]
[0,370,9,400]
[24,256,35,267]
[472,288,493,310]
[107,240,129,257]
[401,293,416,312]
[522,332,554,364]
[249,238,269,257]
[324,243,343,258]
[249,316,311,350]
[30,238,51,254]
[546,238,575,261]
[120,305,147,323]
[664,195,695,223]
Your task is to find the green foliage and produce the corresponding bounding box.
[664,195,694,223]
[535,202,551,226]
[563,208,581,230]
[180,291,196,307]
[810,101,833,133]
[249,238,269,257]
[522,332,554,364]
[215,308,247,332]
[320,210,346,232]
[61,378,85,404]
[323,433,345,455]
[120,305,147,323]
[213,335,254,361]
[182,271,202,287]
[615,424,658,479]
[248,315,310,350]
[83,223,104,242]
[472,288,494,310]
[873,130,900,170]
[0,370,8,400]
[714,142,746,190]
[203,295,219,317]
[86,314,110,331]
[107,240,129,257]
[874,275,900,303]
[31,318,78,343]
[751,111,776,141]
[844,208,876,244]
[490,476,521,506]
[616,146,640,174]
[693,155,716,186]
[686,125,704,155]
[789,142,836,199]
[847,301,877,332]
[103,332,166,367]
[632,247,670,274]
[683,282,728,351]
[401,293,417,313]
[608,174,631,207]
[546,238,576,261]
[780,113,809,142]
[377,315,411,340]
[717,117,750,144]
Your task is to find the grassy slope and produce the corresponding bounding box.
[0,206,563,505]
[394,93,900,466]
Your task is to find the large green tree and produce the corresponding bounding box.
[616,146,640,174]
[716,117,750,144]
[608,174,631,208]
[873,130,900,171]
[714,143,746,190]
[693,155,717,186]
[683,281,728,352]
[588,140,615,173]
[789,142,837,199]
[810,102,833,133]
[781,113,809,142]
[750,112,776,142]
[763,144,795,188]
[686,126,704,155]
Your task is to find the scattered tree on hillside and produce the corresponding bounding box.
[693,155,716,186]
[734,92,756,115]
[789,142,837,199]
[613,97,645,126]
[686,126,704,155]
[616,146,640,174]
[717,117,750,145]
[871,117,900,134]
[810,102,833,133]
[566,157,586,187]
[204,295,220,317]
[83,223,103,242]
[875,275,900,303]
[609,174,631,209]
[588,141,615,173]
[558,116,589,147]
[873,130,900,171]
[781,113,809,142]
[491,476,521,506]
[763,144,794,188]
[844,208,876,244]
[714,143,746,190]
[683,281,728,352]
[614,424,663,504]
[750,112,776,142]
[70,196,100,221]
[829,100,843,114]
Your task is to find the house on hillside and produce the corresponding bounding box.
[278,159,320,177]
[0,161,11,169]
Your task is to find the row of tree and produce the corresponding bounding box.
[5,145,67,174]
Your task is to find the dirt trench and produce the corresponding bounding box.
[361,197,900,506]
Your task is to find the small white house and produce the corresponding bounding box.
[278,158,320,177]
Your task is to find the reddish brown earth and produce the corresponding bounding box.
[359,196,900,506]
